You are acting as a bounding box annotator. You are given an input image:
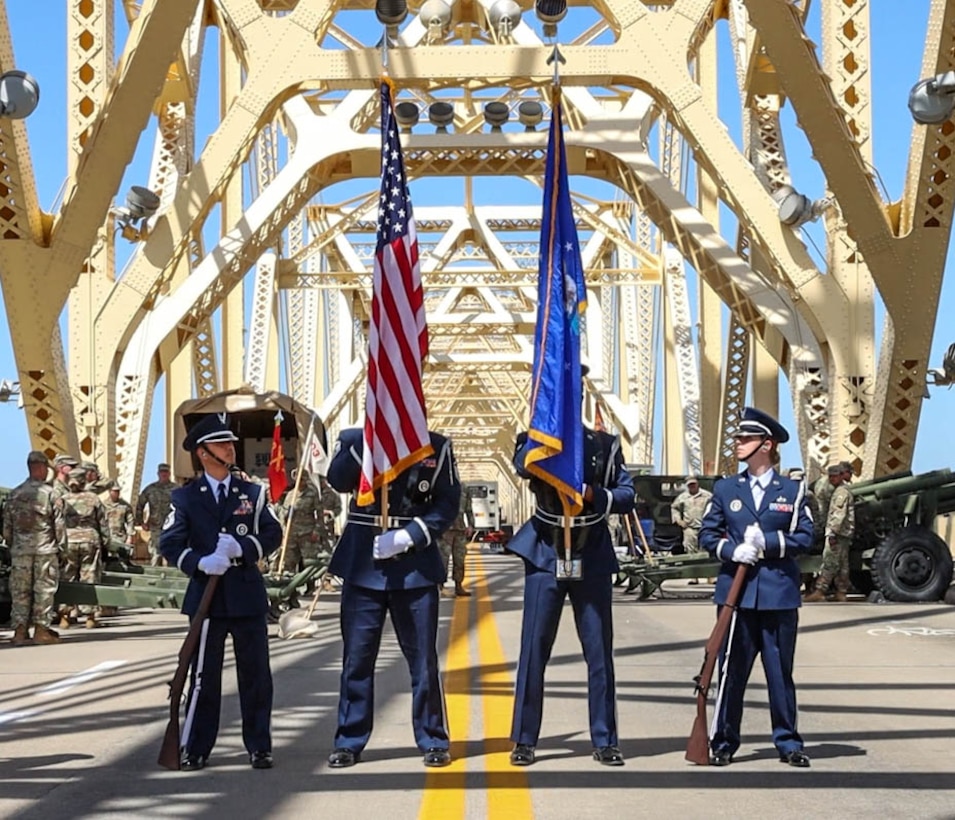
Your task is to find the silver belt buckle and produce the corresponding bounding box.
[555,558,583,580]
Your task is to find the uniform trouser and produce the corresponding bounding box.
[683,527,702,554]
[148,530,164,566]
[10,552,59,628]
[817,535,851,591]
[182,614,273,759]
[511,564,618,748]
[334,582,448,753]
[438,532,468,584]
[59,541,102,616]
[711,607,803,756]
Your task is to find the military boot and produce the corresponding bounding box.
[11,625,33,646]
[833,576,850,603]
[85,615,99,629]
[33,625,61,645]
[803,586,828,603]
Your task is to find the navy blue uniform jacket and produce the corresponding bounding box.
[327,428,461,590]
[507,428,635,574]
[699,470,814,610]
[160,476,282,617]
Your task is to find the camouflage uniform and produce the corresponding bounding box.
[278,481,323,573]
[671,485,713,554]
[103,495,135,543]
[318,476,342,553]
[440,488,473,591]
[4,473,66,635]
[812,474,835,546]
[61,474,111,622]
[815,481,855,598]
[136,475,177,566]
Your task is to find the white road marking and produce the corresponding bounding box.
[37,660,126,697]
[0,709,38,725]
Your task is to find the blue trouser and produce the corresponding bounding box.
[334,582,448,753]
[182,614,273,758]
[511,564,618,748]
[711,607,803,756]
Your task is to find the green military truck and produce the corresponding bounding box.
[620,469,955,603]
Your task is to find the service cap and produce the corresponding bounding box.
[182,413,240,452]
[734,406,789,443]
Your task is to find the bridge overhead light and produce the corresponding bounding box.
[394,101,420,131]
[517,100,543,130]
[909,70,955,124]
[419,0,452,38]
[126,186,161,220]
[483,101,509,131]
[0,70,39,119]
[535,0,566,37]
[488,0,521,37]
[375,0,408,26]
[428,101,454,132]
[772,184,833,228]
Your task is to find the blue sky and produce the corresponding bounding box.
[0,4,951,488]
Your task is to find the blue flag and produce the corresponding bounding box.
[524,91,586,516]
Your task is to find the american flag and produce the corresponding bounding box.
[357,81,433,506]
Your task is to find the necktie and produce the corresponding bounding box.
[217,482,227,508]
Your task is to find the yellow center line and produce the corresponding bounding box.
[419,576,470,817]
[475,553,533,820]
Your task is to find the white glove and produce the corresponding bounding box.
[731,543,760,565]
[198,552,231,575]
[743,524,766,551]
[373,528,414,560]
[216,533,243,559]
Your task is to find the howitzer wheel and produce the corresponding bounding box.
[872,526,954,602]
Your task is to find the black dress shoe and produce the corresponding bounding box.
[328,748,360,768]
[709,748,733,767]
[423,748,451,767]
[509,744,536,766]
[180,754,206,771]
[593,746,625,766]
[250,751,273,769]
[779,750,811,768]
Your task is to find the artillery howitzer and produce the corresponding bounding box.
[846,468,955,602]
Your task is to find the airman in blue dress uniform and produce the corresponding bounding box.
[325,427,461,769]
[699,407,814,768]
[160,413,283,771]
[507,425,635,767]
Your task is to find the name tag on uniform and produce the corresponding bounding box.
[769,502,794,513]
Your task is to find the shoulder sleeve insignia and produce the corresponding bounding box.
[162,504,176,531]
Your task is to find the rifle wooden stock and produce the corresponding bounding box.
[157,576,220,770]
[685,563,748,765]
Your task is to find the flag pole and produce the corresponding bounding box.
[274,417,316,576]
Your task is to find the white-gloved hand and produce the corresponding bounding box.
[743,523,766,551]
[731,543,760,565]
[216,533,243,559]
[374,528,414,559]
[198,552,231,575]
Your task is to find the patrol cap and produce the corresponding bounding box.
[839,460,853,474]
[27,450,50,465]
[66,466,86,487]
[734,406,790,443]
[182,413,240,452]
[157,462,171,472]
[81,461,99,473]
[685,475,699,486]
[827,463,844,476]
[53,454,79,469]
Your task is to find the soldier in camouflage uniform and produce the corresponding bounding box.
[670,476,713,555]
[439,486,473,597]
[805,464,856,602]
[103,482,135,545]
[60,468,111,628]
[82,461,113,495]
[136,463,177,566]
[5,451,67,646]
[50,454,79,501]
[278,472,324,574]
[811,467,836,547]
[318,474,342,553]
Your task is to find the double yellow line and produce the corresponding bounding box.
[419,553,534,819]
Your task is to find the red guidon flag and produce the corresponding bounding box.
[268,410,288,502]
[357,80,433,505]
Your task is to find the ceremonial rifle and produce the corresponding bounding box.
[685,563,748,765]
[157,576,220,770]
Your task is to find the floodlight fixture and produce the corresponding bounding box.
[394,101,420,131]
[908,70,955,125]
[535,0,567,37]
[488,0,522,37]
[0,379,20,403]
[517,100,543,131]
[0,70,39,119]
[419,0,452,39]
[483,101,509,131]
[428,101,455,132]
[113,185,161,242]
[772,183,832,228]
[375,0,408,26]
